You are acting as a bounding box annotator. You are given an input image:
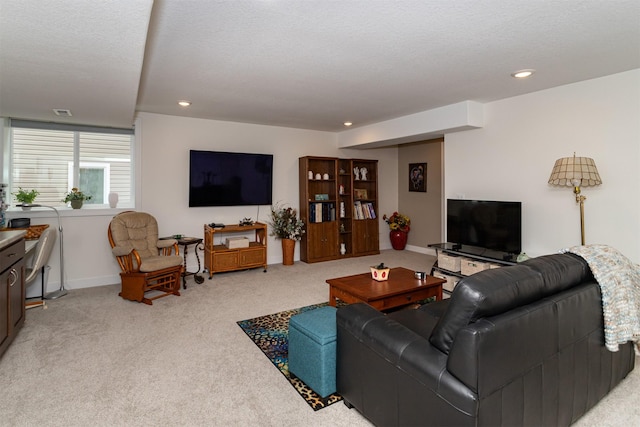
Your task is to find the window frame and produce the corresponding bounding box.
[4,118,138,212]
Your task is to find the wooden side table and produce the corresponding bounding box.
[172,236,204,288]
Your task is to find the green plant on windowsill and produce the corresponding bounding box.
[13,187,39,205]
[62,188,92,209]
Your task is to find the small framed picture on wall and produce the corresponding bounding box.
[409,163,426,192]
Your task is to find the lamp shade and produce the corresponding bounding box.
[548,155,602,187]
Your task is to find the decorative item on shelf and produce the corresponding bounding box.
[314,194,329,201]
[108,192,119,208]
[315,173,321,180]
[339,184,344,195]
[353,167,360,180]
[370,262,390,281]
[239,217,254,226]
[308,170,314,180]
[13,187,39,210]
[62,187,92,209]
[548,153,602,245]
[339,201,345,218]
[339,223,345,233]
[267,203,305,266]
[340,242,346,255]
[383,212,411,250]
[354,188,368,200]
[360,167,368,180]
[323,173,329,180]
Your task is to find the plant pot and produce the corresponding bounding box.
[70,200,83,209]
[281,238,295,266]
[389,230,408,250]
[370,267,390,281]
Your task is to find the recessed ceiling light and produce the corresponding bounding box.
[178,100,192,107]
[511,69,535,79]
[343,121,353,127]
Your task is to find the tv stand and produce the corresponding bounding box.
[428,242,518,296]
[204,223,267,278]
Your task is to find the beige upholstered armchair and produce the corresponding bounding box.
[108,211,183,305]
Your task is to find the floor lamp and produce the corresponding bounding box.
[548,153,602,245]
[18,204,67,299]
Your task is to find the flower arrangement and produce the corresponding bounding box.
[62,187,92,203]
[267,203,305,240]
[383,212,411,233]
[13,187,39,204]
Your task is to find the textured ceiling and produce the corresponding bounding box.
[1,0,639,132]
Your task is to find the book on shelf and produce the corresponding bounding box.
[353,201,376,220]
[309,202,335,223]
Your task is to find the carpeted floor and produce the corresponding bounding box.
[0,249,638,426]
[237,302,343,411]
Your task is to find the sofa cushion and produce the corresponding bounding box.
[429,253,592,354]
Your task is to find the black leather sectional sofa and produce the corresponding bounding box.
[336,253,635,426]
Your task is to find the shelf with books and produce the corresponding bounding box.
[299,156,379,263]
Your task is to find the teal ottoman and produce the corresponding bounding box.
[288,306,337,398]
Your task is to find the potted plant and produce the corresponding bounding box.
[267,203,305,265]
[370,262,390,281]
[383,212,411,250]
[62,187,92,209]
[13,187,39,210]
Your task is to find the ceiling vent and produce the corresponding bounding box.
[53,109,73,117]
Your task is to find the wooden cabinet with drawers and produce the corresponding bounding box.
[203,223,267,278]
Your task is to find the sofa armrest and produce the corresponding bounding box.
[337,303,477,426]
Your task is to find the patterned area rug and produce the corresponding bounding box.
[237,302,343,411]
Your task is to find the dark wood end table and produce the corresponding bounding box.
[326,267,445,311]
[163,236,205,289]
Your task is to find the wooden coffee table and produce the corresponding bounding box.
[326,267,445,311]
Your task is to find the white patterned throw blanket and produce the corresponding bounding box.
[564,245,640,354]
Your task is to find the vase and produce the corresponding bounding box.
[340,242,346,255]
[281,238,295,266]
[108,192,119,208]
[389,230,408,250]
[70,200,83,209]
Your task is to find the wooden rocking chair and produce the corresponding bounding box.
[108,211,183,305]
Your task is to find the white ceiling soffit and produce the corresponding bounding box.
[0,0,153,128]
[1,1,639,132]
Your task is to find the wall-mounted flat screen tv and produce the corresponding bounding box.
[189,150,273,207]
[447,199,522,255]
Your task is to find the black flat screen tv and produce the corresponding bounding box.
[189,150,273,207]
[447,199,522,255]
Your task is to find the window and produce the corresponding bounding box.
[9,120,134,207]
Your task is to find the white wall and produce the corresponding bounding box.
[137,112,399,266]
[6,69,638,292]
[444,70,640,261]
[6,113,398,293]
